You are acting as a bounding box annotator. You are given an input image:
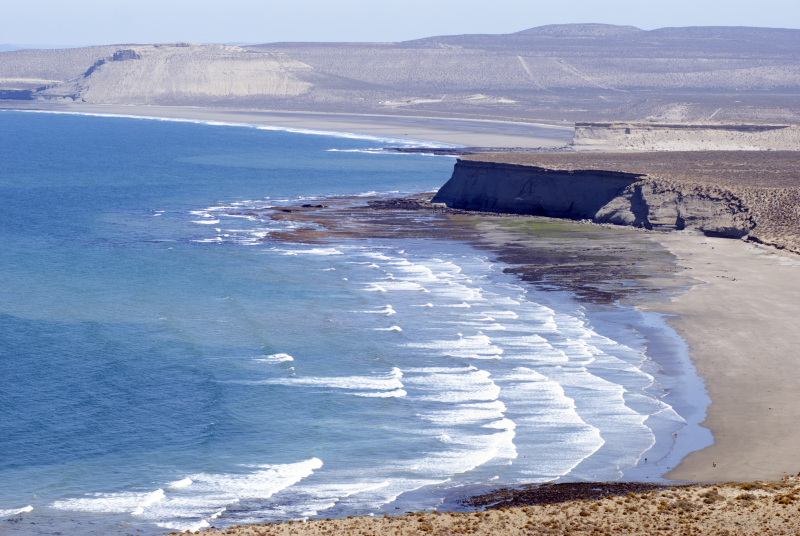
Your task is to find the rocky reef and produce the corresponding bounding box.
[432,152,800,252]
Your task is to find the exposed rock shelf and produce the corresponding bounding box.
[432,152,800,252]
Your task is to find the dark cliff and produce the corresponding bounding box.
[432,153,800,252]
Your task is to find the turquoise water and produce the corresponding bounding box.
[0,111,710,535]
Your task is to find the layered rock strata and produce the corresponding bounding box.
[432,152,800,252]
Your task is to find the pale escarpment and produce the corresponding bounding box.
[37,43,313,105]
[432,153,800,252]
[571,122,800,151]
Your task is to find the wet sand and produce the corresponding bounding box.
[642,233,800,482]
[0,102,574,148]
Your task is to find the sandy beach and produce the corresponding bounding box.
[0,102,574,148]
[44,102,792,485]
[237,191,800,485]
[643,234,800,482]
[6,102,799,530]
[25,104,800,481]
[164,199,800,536]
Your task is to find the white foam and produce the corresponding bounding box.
[441,302,471,308]
[354,389,407,397]
[293,248,343,256]
[354,305,396,316]
[193,219,220,225]
[416,400,507,425]
[369,280,428,292]
[364,283,387,292]
[169,478,193,488]
[0,506,33,518]
[375,326,402,332]
[402,366,478,373]
[257,368,403,392]
[52,458,323,530]
[254,353,294,364]
[405,334,503,359]
[404,368,501,403]
[131,489,165,515]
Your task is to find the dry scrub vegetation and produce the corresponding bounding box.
[166,476,800,536]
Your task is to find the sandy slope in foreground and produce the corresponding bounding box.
[642,234,800,482]
[174,477,800,536]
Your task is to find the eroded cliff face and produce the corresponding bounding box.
[432,160,644,218]
[433,159,799,251]
[597,180,754,237]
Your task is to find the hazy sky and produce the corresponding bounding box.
[3,0,799,47]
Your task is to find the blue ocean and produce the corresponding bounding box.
[0,111,710,535]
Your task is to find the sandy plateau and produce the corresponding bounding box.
[4,24,800,123]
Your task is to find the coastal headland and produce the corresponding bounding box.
[434,152,800,252]
[244,172,800,485]
[8,105,789,533]
[3,103,799,533]
[171,182,800,535]
[4,22,800,536]
[432,151,800,482]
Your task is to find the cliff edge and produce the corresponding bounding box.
[432,152,800,252]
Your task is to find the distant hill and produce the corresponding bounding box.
[2,25,800,122]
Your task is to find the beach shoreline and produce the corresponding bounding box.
[0,102,574,148]
[253,195,712,482]
[18,100,791,483]
[5,105,799,535]
[265,191,800,485]
[642,234,800,482]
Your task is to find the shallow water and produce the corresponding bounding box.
[0,111,710,535]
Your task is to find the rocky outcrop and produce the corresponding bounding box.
[595,179,754,236]
[432,160,644,219]
[433,158,800,251]
[571,122,800,151]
